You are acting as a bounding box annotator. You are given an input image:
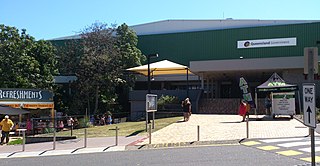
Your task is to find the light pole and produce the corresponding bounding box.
[146,53,158,130]
[147,54,158,93]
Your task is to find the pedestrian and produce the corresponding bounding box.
[67,117,74,128]
[181,98,192,122]
[238,99,247,122]
[26,118,32,135]
[107,115,112,125]
[264,94,272,115]
[0,115,14,145]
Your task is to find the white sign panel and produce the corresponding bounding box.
[272,92,295,115]
[237,37,297,49]
[146,94,157,112]
[303,84,316,128]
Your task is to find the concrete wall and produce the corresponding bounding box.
[129,89,202,121]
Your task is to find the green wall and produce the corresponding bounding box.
[137,22,320,66]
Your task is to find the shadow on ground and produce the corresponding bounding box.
[126,130,145,137]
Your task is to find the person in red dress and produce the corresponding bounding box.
[238,99,247,122]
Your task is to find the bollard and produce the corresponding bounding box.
[115,126,118,146]
[84,128,87,148]
[246,114,249,138]
[22,130,26,152]
[149,124,152,144]
[71,124,73,136]
[197,125,200,141]
[53,128,56,150]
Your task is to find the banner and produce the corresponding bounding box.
[239,77,256,108]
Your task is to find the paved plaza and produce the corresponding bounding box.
[138,114,311,145]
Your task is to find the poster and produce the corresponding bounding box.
[146,94,157,112]
[272,92,295,115]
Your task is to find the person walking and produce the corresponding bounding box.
[181,98,192,122]
[0,115,14,145]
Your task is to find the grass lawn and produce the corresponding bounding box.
[40,116,183,138]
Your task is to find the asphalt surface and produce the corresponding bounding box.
[0,145,307,166]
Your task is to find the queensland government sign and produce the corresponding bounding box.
[237,37,296,49]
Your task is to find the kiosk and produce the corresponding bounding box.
[255,73,299,119]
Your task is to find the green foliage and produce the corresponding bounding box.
[79,117,92,128]
[8,138,22,145]
[0,24,58,89]
[52,22,145,115]
[157,95,180,109]
[76,22,122,114]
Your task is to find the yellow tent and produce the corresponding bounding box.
[126,59,191,76]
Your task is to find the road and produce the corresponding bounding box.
[1,145,307,166]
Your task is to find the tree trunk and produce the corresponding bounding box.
[93,86,99,114]
[87,94,90,116]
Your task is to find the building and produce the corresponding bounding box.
[52,19,320,120]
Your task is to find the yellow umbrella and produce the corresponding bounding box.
[127,59,192,97]
[126,59,192,76]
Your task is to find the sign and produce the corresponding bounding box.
[239,77,255,108]
[272,92,295,116]
[304,47,318,75]
[303,84,316,128]
[0,89,53,101]
[146,94,157,112]
[237,37,296,49]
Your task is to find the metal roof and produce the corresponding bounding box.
[50,19,320,40]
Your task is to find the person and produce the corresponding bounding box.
[181,98,192,122]
[58,120,64,131]
[67,117,74,128]
[106,115,112,125]
[26,118,32,135]
[264,94,272,115]
[238,99,247,122]
[0,115,14,145]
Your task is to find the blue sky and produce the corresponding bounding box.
[1,0,319,40]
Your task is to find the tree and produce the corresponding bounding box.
[115,23,145,112]
[0,24,58,89]
[53,22,145,115]
[77,22,122,114]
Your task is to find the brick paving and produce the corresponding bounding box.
[137,114,310,145]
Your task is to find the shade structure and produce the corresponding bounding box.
[126,59,191,76]
[254,72,300,116]
[256,72,298,92]
[0,105,30,115]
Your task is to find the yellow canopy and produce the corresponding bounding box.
[126,60,191,76]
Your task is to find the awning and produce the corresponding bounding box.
[126,59,191,76]
[0,105,30,115]
[0,102,54,109]
[256,73,298,92]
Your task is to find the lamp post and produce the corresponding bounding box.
[146,53,158,131]
[147,54,158,93]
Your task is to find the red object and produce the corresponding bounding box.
[238,103,247,116]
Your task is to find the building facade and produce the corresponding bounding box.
[132,20,320,99]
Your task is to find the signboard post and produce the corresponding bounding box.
[146,94,157,131]
[303,85,316,128]
[303,83,316,166]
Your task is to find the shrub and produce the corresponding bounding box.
[157,95,179,109]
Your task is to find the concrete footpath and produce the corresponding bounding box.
[0,136,144,158]
[0,114,314,158]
